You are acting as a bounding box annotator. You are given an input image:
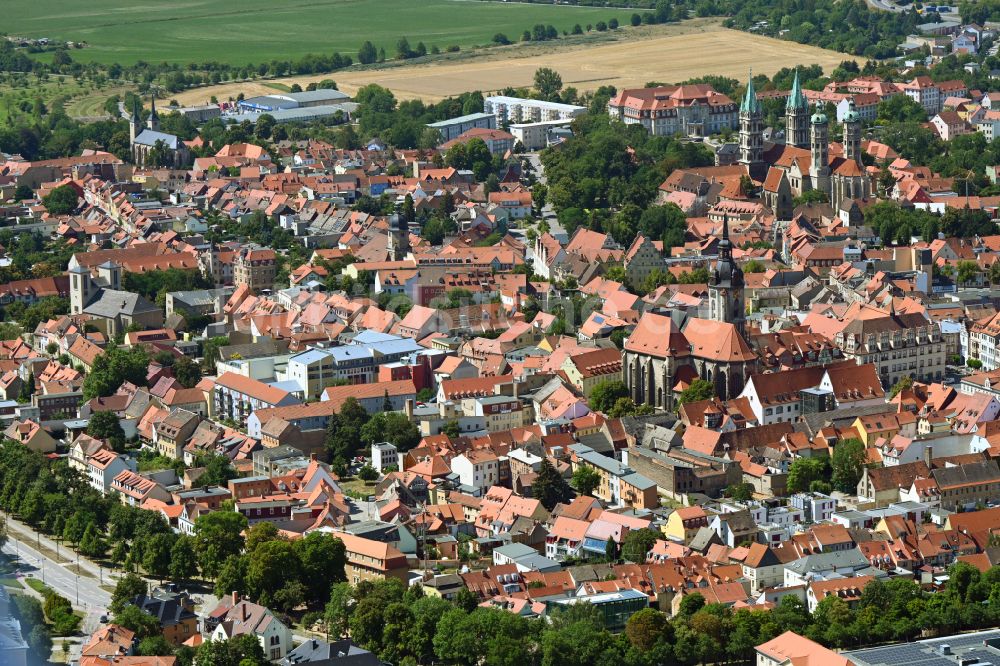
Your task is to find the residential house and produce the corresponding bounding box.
[663,506,709,543]
[336,531,410,584]
[127,592,198,645]
[451,450,500,495]
[85,449,136,496]
[208,594,293,661]
[3,419,56,453]
[154,409,201,459]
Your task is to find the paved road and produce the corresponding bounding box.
[3,533,110,635]
[524,152,547,185]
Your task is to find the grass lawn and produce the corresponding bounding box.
[25,578,49,594]
[6,0,640,66]
[0,578,23,588]
[339,477,377,500]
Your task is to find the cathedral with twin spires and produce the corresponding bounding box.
[742,70,872,215]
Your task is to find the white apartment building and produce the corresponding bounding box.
[450,450,499,494]
[484,96,586,126]
[371,442,398,473]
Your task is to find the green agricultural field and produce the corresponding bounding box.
[7,0,640,66]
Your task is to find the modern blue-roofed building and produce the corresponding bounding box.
[285,333,423,397]
[238,89,351,113]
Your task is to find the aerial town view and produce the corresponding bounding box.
[8,0,1000,664]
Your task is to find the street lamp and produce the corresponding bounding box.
[75,553,80,606]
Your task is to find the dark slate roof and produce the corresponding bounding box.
[83,289,160,318]
[134,129,181,150]
[130,593,196,627]
[283,638,380,665]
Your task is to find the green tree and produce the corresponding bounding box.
[87,410,127,452]
[79,522,107,559]
[42,184,78,215]
[358,40,378,64]
[194,511,248,579]
[245,521,281,556]
[113,605,161,639]
[172,355,202,388]
[325,582,355,638]
[786,457,830,494]
[17,370,33,403]
[726,482,755,502]
[404,595,452,664]
[621,527,659,563]
[196,635,267,666]
[441,420,461,438]
[889,376,913,398]
[295,532,346,605]
[213,554,248,598]
[588,379,629,413]
[396,37,413,60]
[246,539,302,608]
[625,607,667,651]
[533,458,573,510]
[678,378,715,407]
[110,573,148,614]
[142,532,177,581]
[326,398,370,461]
[608,396,653,418]
[169,535,199,583]
[831,438,867,493]
[571,466,600,497]
[196,454,237,487]
[957,260,980,286]
[82,344,150,400]
[360,411,420,450]
[533,67,563,101]
[138,635,174,656]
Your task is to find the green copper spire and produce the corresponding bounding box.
[787,69,807,112]
[741,70,761,115]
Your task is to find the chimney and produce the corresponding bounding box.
[924,444,933,468]
[310,452,317,462]
[405,399,414,419]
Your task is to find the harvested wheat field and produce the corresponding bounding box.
[171,20,859,106]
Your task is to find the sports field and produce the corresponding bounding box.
[7,0,641,66]
[170,21,859,104]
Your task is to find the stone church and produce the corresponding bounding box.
[129,96,190,168]
[747,70,872,215]
[623,217,758,410]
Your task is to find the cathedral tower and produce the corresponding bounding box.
[147,95,159,131]
[809,102,831,197]
[739,72,764,177]
[785,69,810,148]
[843,99,862,165]
[709,215,745,336]
[129,97,141,144]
